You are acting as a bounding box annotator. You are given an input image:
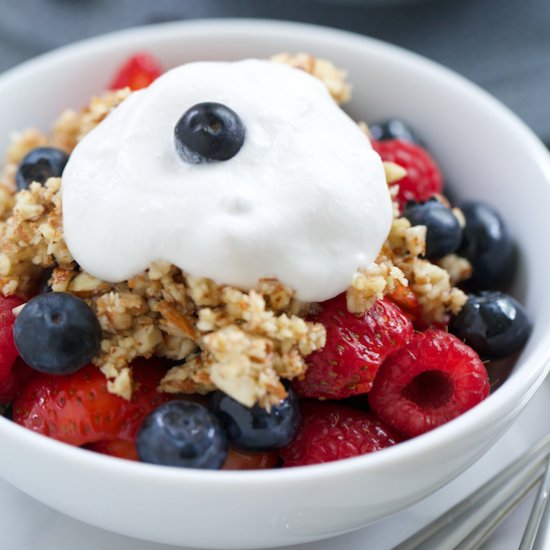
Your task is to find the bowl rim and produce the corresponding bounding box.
[1,17,550,486]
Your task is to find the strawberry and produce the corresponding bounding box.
[223,447,279,470]
[13,358,171,446]
[280,401,402,467]
[293,295,413,399]
[0,358,36,403]
[386,283,451,331]
[386,282,421,322]
[109,53,163,91]
[372,139,443,210]
[369,329,490,438]
[0,295,26,401]
[87,438,139,461]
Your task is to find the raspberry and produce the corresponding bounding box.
[280,401,402,467]
[369,329,490,437]
[372,139,443,210]
[109,53,163,91]
[293,295,413,399]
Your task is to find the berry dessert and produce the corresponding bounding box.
[0,52,531,470]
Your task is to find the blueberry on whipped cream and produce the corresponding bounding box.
[174,102,246,163]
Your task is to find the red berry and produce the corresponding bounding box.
[280,401,402,467]
[0,296,26,400]
[369,329,490,438]
[87,438,139,461]
[293,295,414,399]
[372,139,443,209]
[109,53,163,91]
[222,447,279,470]
[386,282,421,322]
[386,284,451,331]
[0,358,36,403]
[13,358,171,446]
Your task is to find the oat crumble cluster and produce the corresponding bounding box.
[0,53,469,407]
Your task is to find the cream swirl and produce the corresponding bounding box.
[62,59,392,302]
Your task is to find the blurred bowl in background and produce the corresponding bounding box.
[309,0,435,5]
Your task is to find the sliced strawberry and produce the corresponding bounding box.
[386,283,450,331]
[13,358,171,446]
[222,447,279,470]
[280,401,402,467]
[87,439,139,461]
[0,358,36,403]
[372,139,443,210]
[387,282,421,321]
[109,53,163,91]
[369,329,490,437]
[293,295,413,399]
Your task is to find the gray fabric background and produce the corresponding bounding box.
[1,0,549,142]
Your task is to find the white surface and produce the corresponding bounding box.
[63,59,390,304]
[1,19,550,549]
[3,375,549,550]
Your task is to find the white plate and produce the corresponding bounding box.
[2,375,546,550]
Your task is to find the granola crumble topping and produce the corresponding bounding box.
[271,52,352,104]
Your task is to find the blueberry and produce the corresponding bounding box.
[450,291,531,359]
[369,119,420,144]
[16,147,69,191]
[403,199,462,259]
[211,389,301,451]
[13,292,101,375]
[458,201,514,290]
[174,102,245,164]
[137,401,228,469]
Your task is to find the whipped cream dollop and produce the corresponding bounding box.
[62,59,392,302]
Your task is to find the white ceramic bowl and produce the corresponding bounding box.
[0,19,549,549]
